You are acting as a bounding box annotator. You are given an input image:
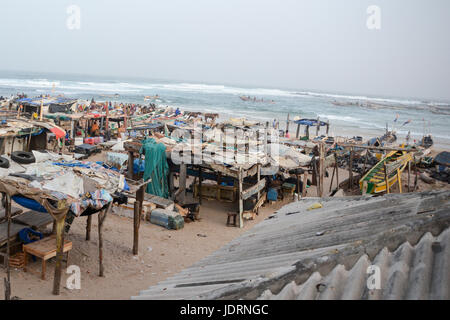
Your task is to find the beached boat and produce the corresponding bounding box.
[359,149,413,194]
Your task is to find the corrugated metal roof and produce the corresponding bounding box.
[132,190,450,300]
[258,228,450,300]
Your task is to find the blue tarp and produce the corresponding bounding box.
[17,96,76,106]
[294,119,328,126]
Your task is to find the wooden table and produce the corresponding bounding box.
[23,236,72,280]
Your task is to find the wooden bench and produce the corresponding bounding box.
[23,236,72,280]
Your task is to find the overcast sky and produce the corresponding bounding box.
[0,0,449,100]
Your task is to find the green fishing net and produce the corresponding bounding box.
[139,138,169,198]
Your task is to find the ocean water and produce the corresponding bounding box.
[0,71,449,149]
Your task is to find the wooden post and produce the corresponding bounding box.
[179,163,187,203]
[296,123,301,139]
[198,166,203,205]
[326,122,329,135]
[329,162,336,192]
[348,149,353,192]
[296,173,300,201]
[335,153,339,190]
[52,217,65,295]
[384,162,390,194]
[414,156,418,191]
[407,160,411,193]
[216,172,222,200]
[127,151,134,179]
[4,193,11,300]
[306,126,310,140]
[39,97,44,121]
[86,215,92,241]
[238,168,243,228]
[98,202,112,277]
[257,164,261,211]
[302,171,308,198]
[397,169,402,194]
[133,186,145,255]
[319,143,324,197]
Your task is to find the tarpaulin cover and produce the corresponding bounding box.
[17,97,76,107]
[294,119,328,126]
[434,151,450,167]
[140,138,169,198]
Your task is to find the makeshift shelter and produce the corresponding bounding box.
[0,154,129,297]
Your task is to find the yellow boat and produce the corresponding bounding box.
[360,149,413,194]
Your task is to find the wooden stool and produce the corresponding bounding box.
[226,212,238,227]
[23,236,72,280]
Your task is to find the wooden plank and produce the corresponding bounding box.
[144,194,174,209]
[242,179,266,200]
[253,192,266,213]
[0,206,23,223]
[0,222,26,246]
[302,171,308,198]
[12,211,53,229]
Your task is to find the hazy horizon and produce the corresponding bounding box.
[1,68,449,104]
[1,0,449,101]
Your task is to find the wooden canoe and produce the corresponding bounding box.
[360,150,413,194]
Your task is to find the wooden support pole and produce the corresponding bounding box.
[414,157,418,191]
[384,162,390,194]
[397,169,402,194]
[52,217,65,295]
[179,163,187,203]
[296,123,300,139]
[407,160,411,193]
[133,186,145,255]
[257,164,261,211]
[4,193,11,301]
[319,143,324,197]
[302,171,308,198]
[238,168,243,228]
[198,166,203,205]
[86,215,92,241]
[335,153,339,190]
[329,162,336,193]
[348,149,354,192]
[98,202,112,277]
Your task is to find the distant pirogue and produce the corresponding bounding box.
[360,150,413,194]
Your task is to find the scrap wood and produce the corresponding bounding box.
[175,203,188,217]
